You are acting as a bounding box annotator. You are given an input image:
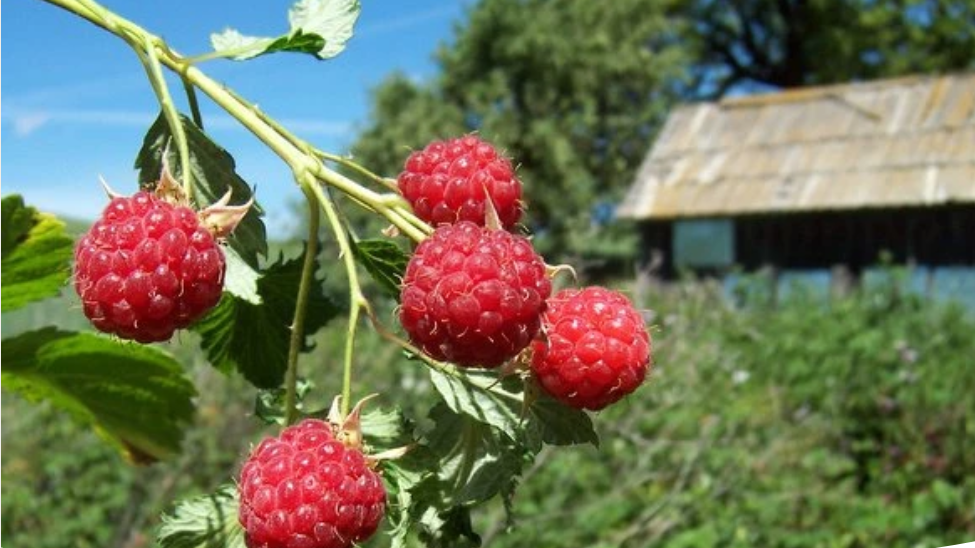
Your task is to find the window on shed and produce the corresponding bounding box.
[673,218,734,268]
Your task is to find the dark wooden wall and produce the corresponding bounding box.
[637,205,975,280]
[734,206,975,272]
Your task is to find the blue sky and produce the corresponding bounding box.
[2,0,468,236]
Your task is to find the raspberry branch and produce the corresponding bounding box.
[42,0,432,241]
[284,187,321,426]
[305,180,372,417]
[180,77,205,129]
[44,0,435,422]
[136,33,194,202]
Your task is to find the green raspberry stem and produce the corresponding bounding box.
[284,186,321,426]
[306,180,368,417]
[317,150,399,193]
[41,0,436,422]
[139,35,194,200]
[182,76,205,130]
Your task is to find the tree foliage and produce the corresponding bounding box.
[350,0,975,263]
[352,0,690,260]
[687,0,975,97]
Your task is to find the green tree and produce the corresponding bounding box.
[351,0,974,264]
[351,0,691,262]
[687,0,975,97]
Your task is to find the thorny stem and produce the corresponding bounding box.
[43,0,430,238]
[284,187,321,426]
[307,181,368,418]
[317,150,400,193]
[41,0,437,419]
[182,77,205,129]
[138,34,194,200]
[207,85,430,239]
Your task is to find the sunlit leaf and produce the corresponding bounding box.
[288,0,360,59]
[157,485,245,548]
[209,28,274,61]
[1,195,74,312]
[0,328,195,463]
[209,0,360,61]
[350,238,408,298]
[429,368,523,442]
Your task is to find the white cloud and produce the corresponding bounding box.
[12,112,53,136]
[5,73,144,107]
[357,4,462,36]
[2,107,351,138]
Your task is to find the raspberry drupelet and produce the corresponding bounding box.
[73,191,225,343]
[397,135,523,229]
[238,419,386,548]
[530,287,651,410]
[399,221,551,368]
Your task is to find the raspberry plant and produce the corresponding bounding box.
[1,1,652,547]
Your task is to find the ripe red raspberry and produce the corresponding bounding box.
[399,221,551,368]
[530,287,651,410]
[397,135,523,228]
[238,419,386,548]
[73,191,225,343]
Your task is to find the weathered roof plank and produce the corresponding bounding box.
[619,73,975,220]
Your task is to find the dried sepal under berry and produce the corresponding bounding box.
[73,178,229,342]
[397,135,524,229]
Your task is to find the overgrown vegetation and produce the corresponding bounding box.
[5,275,973,547]
[349,0,975,264]
[4,1,973,546]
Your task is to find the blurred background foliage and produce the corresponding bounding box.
[4,0,975,546]
[4,273,974,547]
[349,0,974,265]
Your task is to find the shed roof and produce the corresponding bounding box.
[617,73,975,220]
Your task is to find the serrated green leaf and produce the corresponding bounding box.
[526,392,599,447]
[209,28,274,61]
[135,113,268,274]
[351,238,408,298]
[0,328,195,463]
[209,29,327,61]
[385,402,526,547]
[288,0,360,59]
[1,195,74,312]
[223,243,262,305]
[209,0,359,61]
[415,502,480,548]
[385,456,482,548]
[265,30,327,57]
[361,406,414,451]
[426,403,528,506]
[383,459,427,548]
[1,194,36,258]
[254,378,314,425]
[192,246,342,388]
[157,485,245,548]
[429,368,523,442]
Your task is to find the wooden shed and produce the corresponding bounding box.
[618,73,975,292]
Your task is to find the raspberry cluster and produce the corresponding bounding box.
[73,191,225,343]
[397,135,523,228]
[238,419,386,548]
[399,221,551,368]
[530,287,651,410]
